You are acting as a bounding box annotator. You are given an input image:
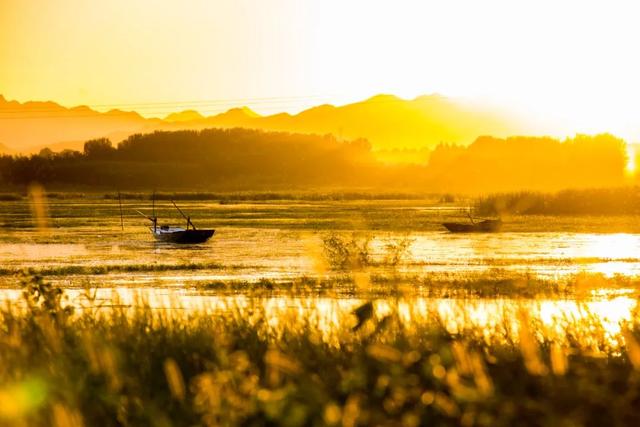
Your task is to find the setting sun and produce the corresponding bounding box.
[2,0,640,140]
[626,143,637,174]
[3,2,640,425]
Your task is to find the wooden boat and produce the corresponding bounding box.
[150,225,215,244]
[137,199,215,244]
[442,219,502,233]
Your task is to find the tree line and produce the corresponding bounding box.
[0,128,382,189]
[0,128,631,192]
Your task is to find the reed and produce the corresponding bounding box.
[1,276,640,426]
[475,187,640,215]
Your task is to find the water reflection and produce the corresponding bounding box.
[0,287,636,350]
[3,202,640,353]
[401,232,640,278]
[3,231,640,284]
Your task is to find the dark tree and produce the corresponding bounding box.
[83,138,116,159]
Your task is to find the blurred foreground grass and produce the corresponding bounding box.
[2,276,640,426]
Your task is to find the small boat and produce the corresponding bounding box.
[136,199,215,244]
[151,225,215,244]
[442,218,502,233]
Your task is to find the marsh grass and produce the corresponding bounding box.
[320,232,414,270]
[322,233,372,270]
[104,191,433,202]
[193,271,640,299]
[0,193,22,201]
[4,263,634,300]
[2,276,640,426]
[0,262,234,277]
[4,192,640,425]
[475,187,640,216]
[8,195,640,234]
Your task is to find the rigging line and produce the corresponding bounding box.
[1,93,334,106]
[0,100,404,119]
[0,100,332,115]
[0,94,423,115]
[0,94,339,113]
[83,94,338,108]
[0,96,434,119]
[0,102,329,119]
[0,110,288,120]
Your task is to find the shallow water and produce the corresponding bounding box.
[2,198,640,284]
[2,230,640,285]
[2,197,640,346]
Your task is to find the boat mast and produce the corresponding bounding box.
[172,200,196,230]
[118,191,124,231]
[152,191,157,232]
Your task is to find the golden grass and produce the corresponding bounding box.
[1,275,640,426]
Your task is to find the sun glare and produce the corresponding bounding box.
[625,143,636,175]
[2,0,640,140]
[5,1,640,424]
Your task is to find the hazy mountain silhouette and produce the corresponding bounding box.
[178,94,529,150]
[164,110,205,122]
[0,95,161,153]
[0,93,529,154]
[201,107,261,127]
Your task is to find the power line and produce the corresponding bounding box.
[0,94,434,120]
[0,94,338,115]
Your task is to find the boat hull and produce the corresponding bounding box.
[442,220,501,233]
[152,229,215,244]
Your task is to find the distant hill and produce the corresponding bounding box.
[164,110,204,123]
[177,94,529,150]
[0,93,530,154]
[0,94,161,153]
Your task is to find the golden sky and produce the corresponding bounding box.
[1,0,639,139]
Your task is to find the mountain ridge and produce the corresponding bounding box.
[0,93,531,155]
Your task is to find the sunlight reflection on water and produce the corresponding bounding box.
[0,287,636,350]
[2,231,640,282]
[3,200,640,350]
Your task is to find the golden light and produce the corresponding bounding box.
[625,143,636,175]
[577,235,637,261]
[547,233,640,278]
[1,0,640,139]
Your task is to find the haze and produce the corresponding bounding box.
[2,0,640,140]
